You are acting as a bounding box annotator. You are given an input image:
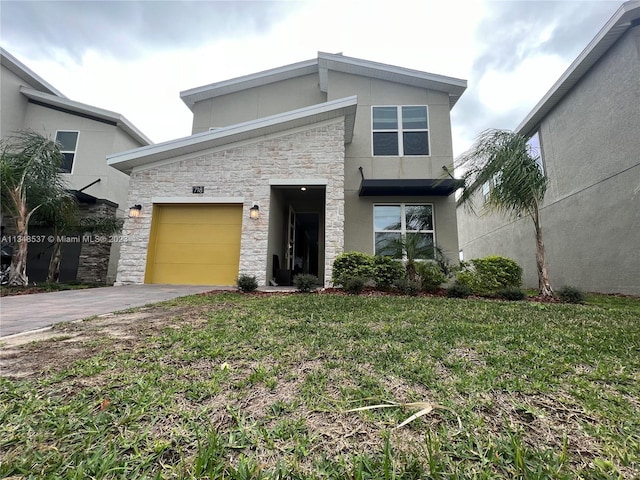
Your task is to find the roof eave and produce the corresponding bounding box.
[179,59,319,110]
[1,47,66,98]
[516,0,640,136]
[19,87,152,145]
[108,96,358,174]
[317,51,467,109]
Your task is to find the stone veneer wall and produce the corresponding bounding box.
[115,118,345,286]
[76,201,117,284]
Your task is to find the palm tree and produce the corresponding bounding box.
[456,129,552,296]
[377,233,438,281]
[0,131,72,286]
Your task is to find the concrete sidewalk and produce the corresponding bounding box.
[0,284,220,337]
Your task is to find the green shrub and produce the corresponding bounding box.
[497,287,526,301]
[293,274,319,293]
[447,282,472,298]
[416,261,446,292]
[394,278,421,296]
[332,252,375,286]
[237,274,258,292]
[373,256,406,289]
[557,286,585,304]
[456,255,522,295]
[344,277,366,295]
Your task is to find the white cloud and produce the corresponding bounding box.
[1,0,619,157]
[477,54,567,115]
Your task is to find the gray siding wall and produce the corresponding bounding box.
[457,25,640,294]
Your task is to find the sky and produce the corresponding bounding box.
[0,0,624,157]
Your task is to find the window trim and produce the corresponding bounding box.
[55,130,80,174]
[371,105,430,157]
[373,203,436,260]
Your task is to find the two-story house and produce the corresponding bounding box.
[1,47,152,283]
[457,1,640,295]
[108,52,467,286]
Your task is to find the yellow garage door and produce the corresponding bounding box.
[145,204,242,285]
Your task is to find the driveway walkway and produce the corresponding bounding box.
[0,285,220,337]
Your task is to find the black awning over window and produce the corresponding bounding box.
[358,178,462,197]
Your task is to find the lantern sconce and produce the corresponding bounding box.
[129,204,142,218]
[249,204,260,220]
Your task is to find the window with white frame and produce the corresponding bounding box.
[372,106,429,156]
[374,204,435,259]
[55,131,79,173]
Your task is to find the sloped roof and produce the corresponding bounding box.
[180,52,467,111]
[517,0,640,136]
[1,47,66,97]
[20,87,152,146]
[180,58,318,109]
[1,47,151,146]
[108,95,358,174]
[317,52,467,108]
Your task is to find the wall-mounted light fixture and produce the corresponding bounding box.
[249,204,260,220]
[129,204,142,218]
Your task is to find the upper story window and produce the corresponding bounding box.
[527,131,544,174]
[55,131,79,174]
[374,203,435,259]
[372,106,429,156]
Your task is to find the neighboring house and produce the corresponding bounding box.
[108,52,467,286]
[0,47,152,284]
[457,0,640,295]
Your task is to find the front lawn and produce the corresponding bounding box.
[1,293,638,478]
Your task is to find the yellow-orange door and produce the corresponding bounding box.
[145,204,242,285]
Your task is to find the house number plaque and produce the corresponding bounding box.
[192,186,205,194]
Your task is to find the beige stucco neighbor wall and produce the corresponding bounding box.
[116,118,345,286]
[1,64,31,138]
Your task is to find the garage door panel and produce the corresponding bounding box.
[159,205,242,224]
[154,224,242,244]
[145,204,242,285]
[151,263,239,285]
[154,243,240,264]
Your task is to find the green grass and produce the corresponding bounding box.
[1,293,639,478]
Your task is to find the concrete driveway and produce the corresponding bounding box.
[0,284,221,337]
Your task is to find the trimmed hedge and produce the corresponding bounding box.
[373,255,406,288]
[237,274,258,292]
[331,252,375,286]
[456,255,522,295]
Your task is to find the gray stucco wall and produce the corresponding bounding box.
[326,71,459,262]
[191,74,327,134]
[116,118,345,286]
[457,25,640,294]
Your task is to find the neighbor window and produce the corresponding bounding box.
[55,131,79,173]
[527,131,544,174]
[374,204,434,259]
[372,106,429,156]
